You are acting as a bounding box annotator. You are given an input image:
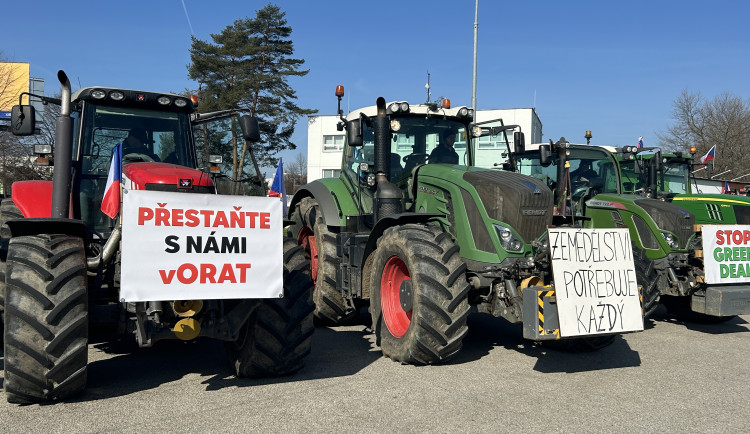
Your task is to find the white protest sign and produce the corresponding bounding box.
[702,224,750,284]
[120,189,282,302]
[549,227,644,336]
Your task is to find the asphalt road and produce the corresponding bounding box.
[2,307,748,433]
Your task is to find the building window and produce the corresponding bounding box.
[323,135,345,151]
[477,134,507,149]
[322,169,341,178]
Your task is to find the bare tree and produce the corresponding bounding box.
[284,152,307,194]
[656,89,750,179]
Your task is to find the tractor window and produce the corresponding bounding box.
[342,116,469,186]
[192,115,265,196]
[661,161,689,194]
[77,103,194,232]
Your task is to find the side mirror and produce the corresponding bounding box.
[653,151,662,172]
[239,115,261,142]
[514,131,525,154]
[11,105,36,136]
[347,118,363,147]
[539,144,552,167]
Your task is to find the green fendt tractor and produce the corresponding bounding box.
[1,71,314,403]
[287,88,643,365]
[514,140,750,322]
[618,148,750,225]
[613,147,750,319]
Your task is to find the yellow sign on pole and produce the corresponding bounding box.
[0,62,30,112]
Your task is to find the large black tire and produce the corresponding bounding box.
[4,234,88,403]
[226,238,315,377]
[0,198,23,342]
[369,224,470,364]
[288,197,354,325]
[660,295,736,324]
[633,245,660,320]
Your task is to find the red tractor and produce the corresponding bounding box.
[1,70,314,403]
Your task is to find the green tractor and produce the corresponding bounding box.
[618,148,750,225]
[514,140,750,322]
[287,88,643,365]
[613,147,750,320]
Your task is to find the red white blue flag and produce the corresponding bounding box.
[101,143,122,218]
[722,181,730,194]
[638,136,644,148]
[269,158,287,215]
[700,145,716,166]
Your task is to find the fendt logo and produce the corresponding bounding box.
[522,209,547,216]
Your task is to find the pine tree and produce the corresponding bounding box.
[188,3,316,178]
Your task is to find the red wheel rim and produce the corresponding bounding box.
[381,256,411,338]
[297,227,318,283]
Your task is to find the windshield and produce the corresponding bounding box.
[77,103,195,233]
[514,147,620,195]
[620,157,690,195]
[343,116,469,182]
[79,104,194,174]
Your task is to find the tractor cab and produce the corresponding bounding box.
[72,88,200,234]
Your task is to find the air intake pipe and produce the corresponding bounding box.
[372,97,403,221]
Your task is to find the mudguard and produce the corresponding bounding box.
[361,212,444,266]
[11,180,55,218]
[289,178,358,227]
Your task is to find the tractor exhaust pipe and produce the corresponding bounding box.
[50,70,74,219]
[372,97,403,221]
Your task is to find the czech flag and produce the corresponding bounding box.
[638,136,644,148]
[269,158,287,216]
[101,143,122,218]
[700,145,716,166]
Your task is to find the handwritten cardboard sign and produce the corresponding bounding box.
[702,224,750,284]
[121,189,282,302]
[549,227,644,336]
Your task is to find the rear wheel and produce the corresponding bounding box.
[370,224,470,364]
[288,197,354,324]
[660,295,735,324]
[0,199,23,342]
[227,238,315,377]
[4,234,88,403]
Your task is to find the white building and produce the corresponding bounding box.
[307,108,542,182]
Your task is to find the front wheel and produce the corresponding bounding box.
[288,197,354,325]
[4,234,88,404]
[633,245,660,320]
[370,224,470,364]
[227,238,315,377]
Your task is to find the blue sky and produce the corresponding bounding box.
[2,1,749,173]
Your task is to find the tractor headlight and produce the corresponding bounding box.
[91,89,106,99]
[471,125,483,138]
[661,231,679,249]
[390,119,402,131]
[109,91,125,101]
[174,98,188,107]
[494,225,523,252]
[157,96,171,105]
